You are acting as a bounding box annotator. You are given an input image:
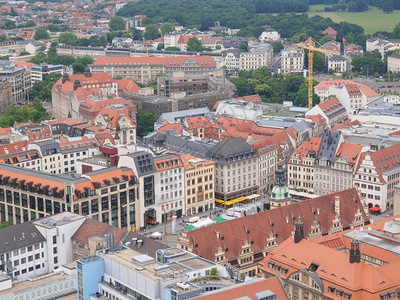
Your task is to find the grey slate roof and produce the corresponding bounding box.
[316,130,341,163]
[34,140,62,156]
[205,137,257,164]
[125,151,156,176]
[0,222,45,254]
[123,231,168,258]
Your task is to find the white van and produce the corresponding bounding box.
[186,216,200,225]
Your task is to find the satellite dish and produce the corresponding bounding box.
[368,226,372,231]
[359,227,364,232]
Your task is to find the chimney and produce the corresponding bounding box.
[317,208,320,216]
[294,218,304,243]
[84,67,92,77]
[286,216,289,224]
[335,195,340,216]
[132,237,138,247]
[349,235,361,263]
[73,78,81,91]
[62,72,69,84]
[137,239,143,248]
[105,233,114,249]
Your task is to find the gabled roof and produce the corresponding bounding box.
[184,188,368,263]
[71,218,126,245]
[291,137,322,164]
[356,143,400,182]
[0,221,45,254]
[335,142,363,169]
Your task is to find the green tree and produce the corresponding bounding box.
[239,42,248,52]
[0,221,12,229]
[272,41,284,54]
[47,24,60,32]
[59,32,78,45]
[33,28,50,40]
[393,22,400,39]
[230,77,252,96]
[3,19,16,29]
[161,22,176,35]
[19,51,30,56]
[165,46,180,51]
[25,20,36,27]
[109,16,127,31]
[136,110,158,137]
[144,24,159,40]
[187,37,203,52]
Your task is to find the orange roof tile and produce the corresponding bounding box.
[291,137,322,164]
[92,56,216,67]
[179,153,214,169]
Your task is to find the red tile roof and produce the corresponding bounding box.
[116,79,139,93]
[315,80,379,98]
[13,61,35,70]
[92,56,216,67]
[291,137,322,164]
[71,218,127,245]
[178,34,197,44]
[356,143,400,183]
[335,142,363,169]
[233,94,262,104]
[158,123,184,134]
[183,188,368,263]
[179,153,214,169]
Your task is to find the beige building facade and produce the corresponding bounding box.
[180,154,215,217]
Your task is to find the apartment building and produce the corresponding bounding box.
[327,55,347,73]
[288,137,321,193]
[0,164,139,230]
[180,154,215,216]
[305,97,348,128]
[0,79,13,115]
[280,46,304,75]
[0,62,31,103]
[157,72,209,97]
[89,56,217,84]
[221,49,240,71]
[239,47,273,70]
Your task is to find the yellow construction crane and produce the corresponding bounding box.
[297,37,340,108]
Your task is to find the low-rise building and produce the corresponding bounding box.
[77,246,230,300]
[388,52,400,73]
[327,54,347,73]
[239,46,273,70]
[30,63,68,83]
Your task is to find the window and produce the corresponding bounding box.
[53,247,57,254]
[328,286,335,294]
[336,289,344,297]
[53,236,57,244]
[54,257,58,264]
[28,255,33,262]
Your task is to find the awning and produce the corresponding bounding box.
[215,196,248,206]
[215,217,226,223]
[369,206,381,212]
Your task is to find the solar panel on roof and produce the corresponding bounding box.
[62,216,70,222]
[48,220,56,226]
[40,218,48,224]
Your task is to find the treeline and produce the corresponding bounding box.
[238,14,367,47]
[118,0,310,30]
